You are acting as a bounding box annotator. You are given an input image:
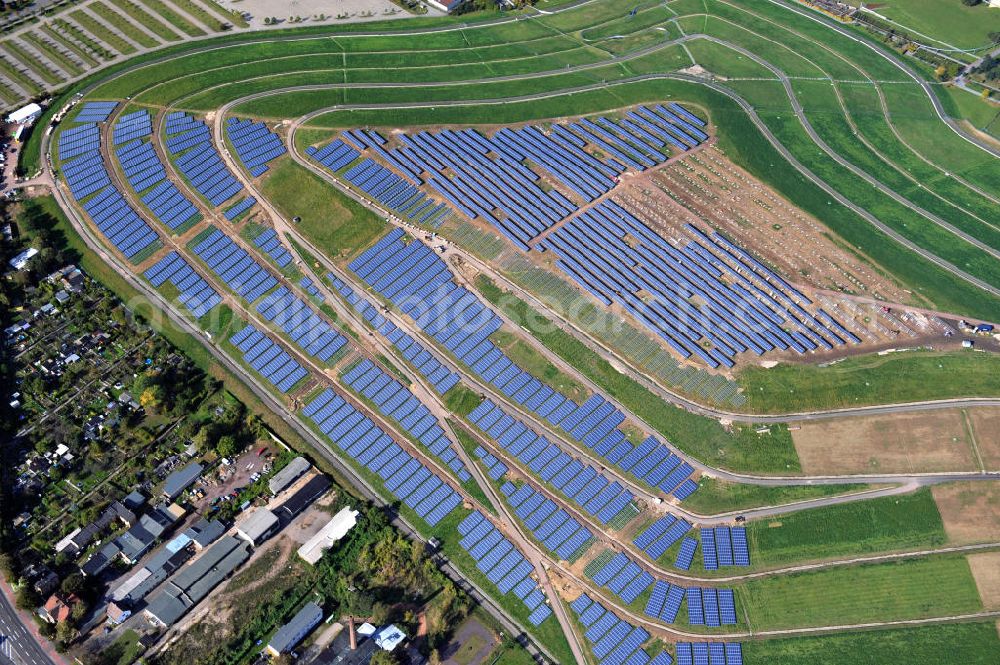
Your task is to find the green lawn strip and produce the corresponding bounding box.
[90,2,159,48]
[51,19,114,60]
[108,0,181,41]
[738,555,982,631]
[259,159,386,263]
[299,416,574,665]
[738,349,1000,413]
[22,31,84,77]
[194,0,248,28]
[680,479,874,516]
[859,0,1000,50]
[745,620,1000,665]
[450,423,500,516]
[444,384,484,418]
[0,46,44,95]
[474,274,800,474]
[491,330,588,403]
[70,9,136,54]
[38,24,100,67]
[2,39,63,85]
[169,0,226,31]
[684,37,776,79]
[137,0,205,36]
[748,489,947,568]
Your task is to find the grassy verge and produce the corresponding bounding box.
[739,350,1000,412]
[748,489,947,568]
[474,275,800,474]
[681,478,873,516]
[70,9,136,54]
[444,384,484,418]
[492,330,588,403]
[259,159,386,263]
[137,0,205,36]
[90,2,159,48]
[109,0,181,41]
[738,556,982,631]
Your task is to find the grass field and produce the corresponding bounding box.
[748,490,947,568]
[680,479,872,516]
[739,350,1000,412]
[862,0,1000,50]
[259,159,386,262]
[745,619,1000,664]
[739,556,982,631]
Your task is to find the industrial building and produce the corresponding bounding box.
[274,474,332,523]
[161,461,203,500]
[298,507,359,565]
[236,508,280,546]
[144,535,250,627]
[268,456,311,495]
[266,601,324,656]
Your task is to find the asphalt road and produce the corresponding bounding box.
[0,586,57,665]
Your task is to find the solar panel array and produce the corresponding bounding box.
[676,642,743,665]
[224,196,256,221]
[457,511,552,626]
[303,388,463,526]
[229,325,309,393]
[350,230,700,501]
[674,537,698,571]
[539,201,858,368]
[570,594,671,665]
[644,580,687,624]
[165,112,244,206]
[499,481,594,561]
[686,587,738,627]
[633,515,693,562]
[473,446,508,481]
[57,120,161,261]
[73,101,117,124]
[225,117,286,177]
[306,138,360,172]
[470,400,636,527]
[113,110,152,145]
[584,551,654,606]
[255,286,347,363]
[299,276,324,301]
[701,527,750,570]
[326,272,461,395]
[252,228,293,268]
[143,251,222,318]
[343,358,471,483]
[191,228,278,303]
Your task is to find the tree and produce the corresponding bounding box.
[139,385,165,413]
[54,620,75,649]
[14,585,39,610]
[61,572,85,596]
[370,650,404,665]
[216,434,238,459]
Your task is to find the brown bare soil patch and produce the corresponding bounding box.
[932,482,1000,545]
[791,410,977,474]
[968,407,1000,470]
[967,552,1000,610]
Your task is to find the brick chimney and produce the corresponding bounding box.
[348,615,357,650]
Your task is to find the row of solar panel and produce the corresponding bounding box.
[676,642,743,665]
[326,271,461,395]
[167,113,244,207]
[113,110,152,146]
[229,325,309,393]
[225,117,286,177]
[340,157,447,227]
[499,481,594,561]
[586,551,654,606]
[73,101,117,124]
[686,587,738,627]
[539,200,857,368]
[349,229,700,501]
[303,388,463,526]
[165,110,201,136]
[701,527,750,569]
[456,511,552,626]
[299,276,324,301]
[191,228,279,303]
[342,358,471,482]
[58,123,102,161]
[470,399,636,527]
[473,446,508,481]
[114,131,200,231]
[61,149,110,200]
[305,139,360,173]
[252,228,294,268]
[632,515,693,563]
[255,286,347,363]
[224,195,257,221]
[569,593,670,665]
[143,251,221,319]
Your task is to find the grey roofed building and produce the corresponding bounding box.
[274,475,332,523]
[80,541,121,577]
[144,535,250,627]
[139,503,182,539]
[182,518,225,550]
[116,526,155,564]
[122,490,146,512]
[268,457,311,496]
[236,508,280,546]
[161,461,204,500]
[267,602,324,655]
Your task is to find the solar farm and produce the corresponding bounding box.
[32,0,1000,663]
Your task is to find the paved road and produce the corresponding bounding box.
[0,582,62,665]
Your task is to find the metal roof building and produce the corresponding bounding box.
[266,601,324,655]
[268,456,311,496]
[298,507,359,565]
[236,508,280,546]
[274,474,332,522]
[161,462,203,500]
